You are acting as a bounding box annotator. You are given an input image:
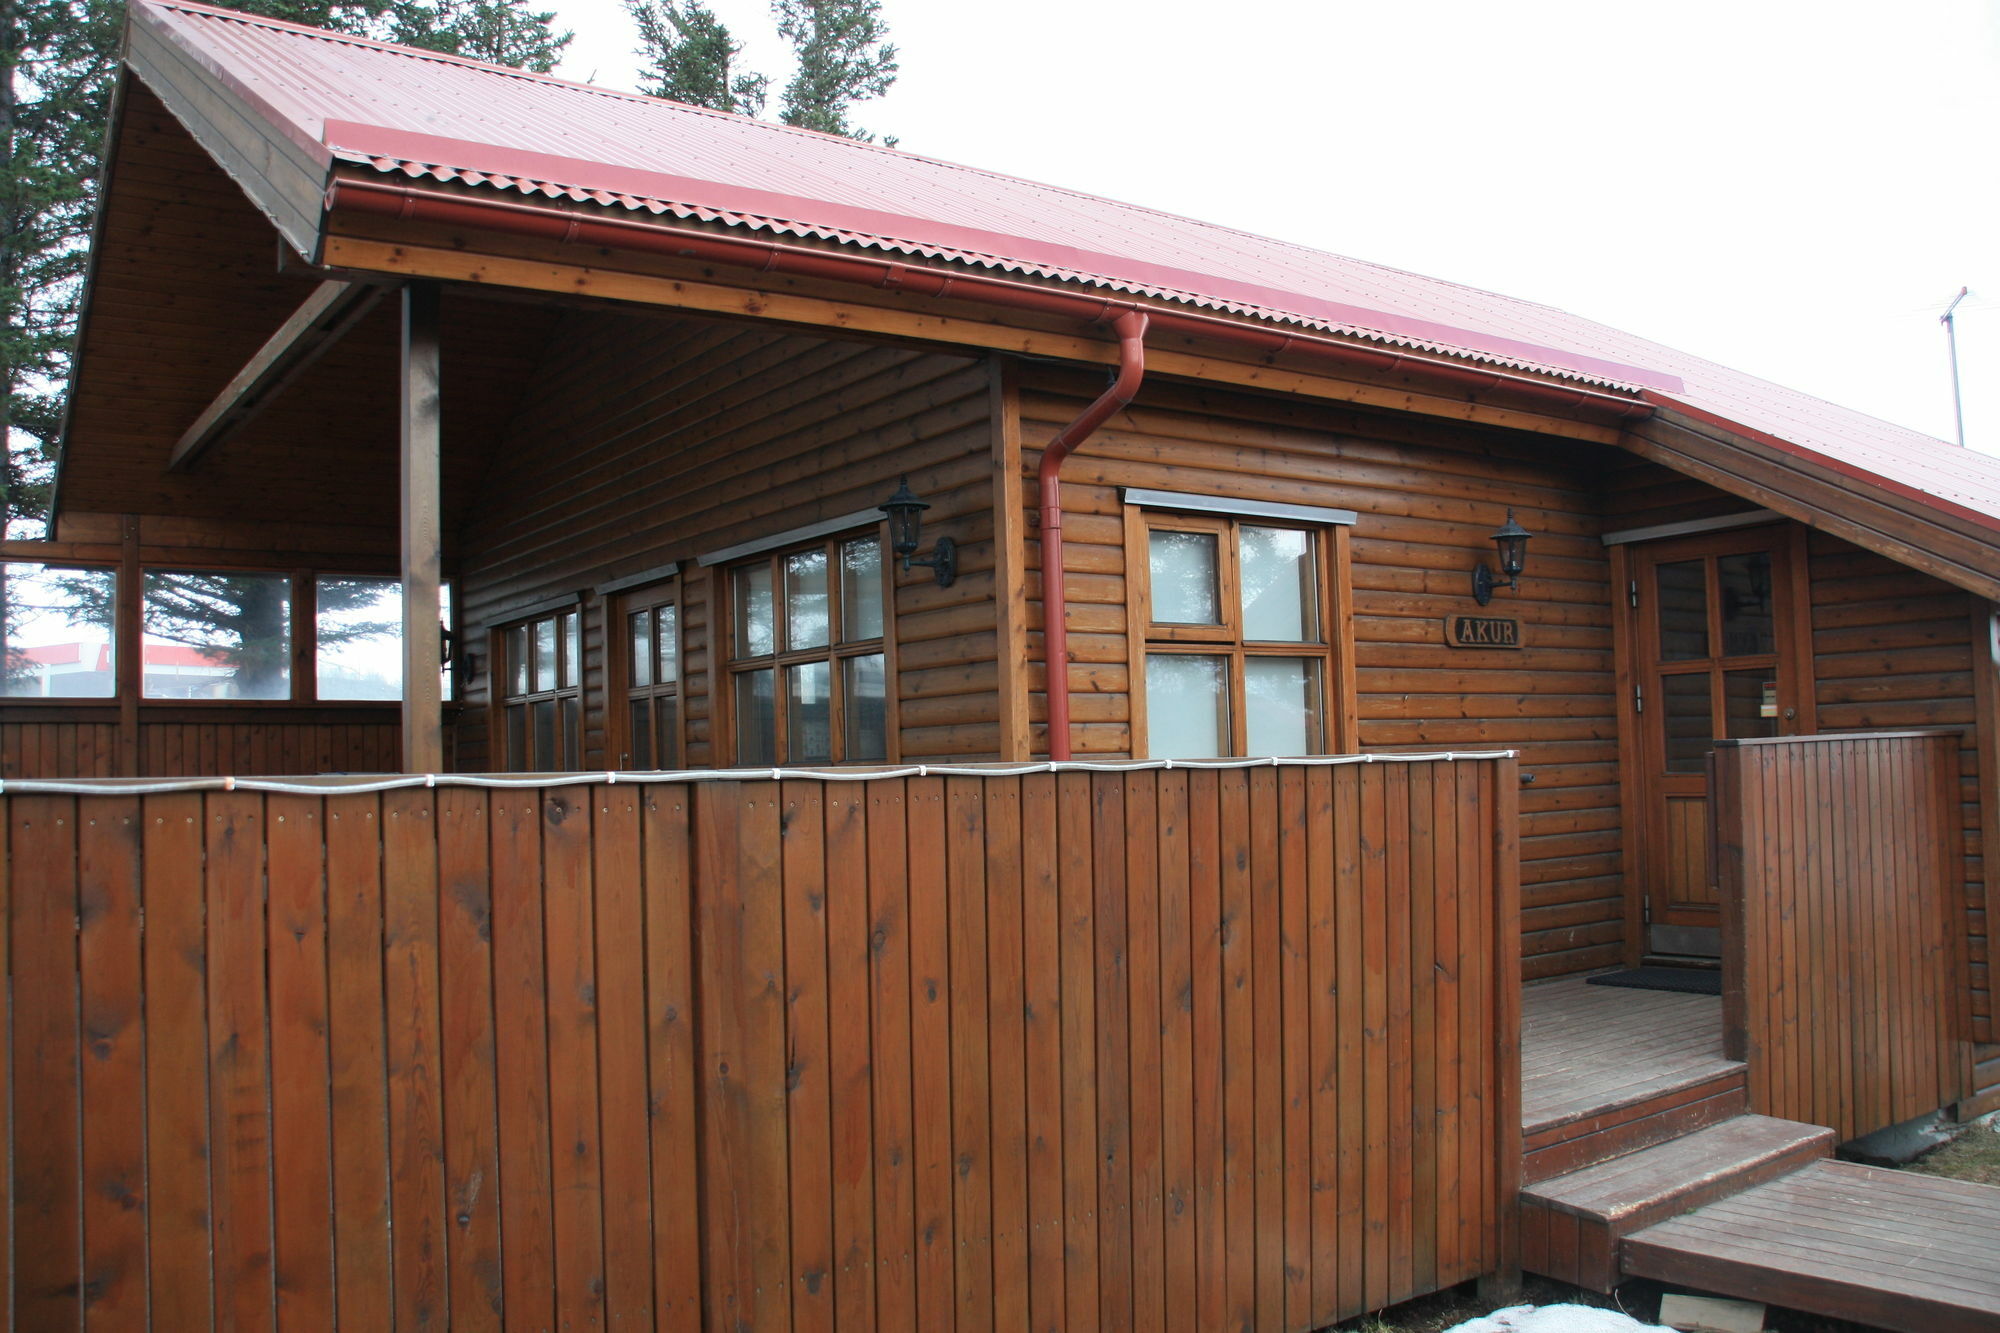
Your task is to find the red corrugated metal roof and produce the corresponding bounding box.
[135,0,2000,534]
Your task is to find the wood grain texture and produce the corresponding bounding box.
[0,757,1515,1330]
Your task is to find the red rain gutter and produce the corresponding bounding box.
[323,177,1657,418]
[1039,310,1148,760]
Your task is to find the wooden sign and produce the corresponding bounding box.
[1446,615,1522,649]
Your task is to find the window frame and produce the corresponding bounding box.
[611,575,684,769]
[492,603,584,771]
[1127,503,1356,759]
[720,525,897,766]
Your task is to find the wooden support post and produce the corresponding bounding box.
[117,516,142,776]
[401,283,443,774]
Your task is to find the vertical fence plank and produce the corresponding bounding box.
[543,789,606,1329]
[78,795,147,1331]
[1277,767,1310,1333]
[383,788,448,1329]
[15,795,81,1329]
[1057,770,1101,1333]
[1408,768,1438,1300]
[820,786,876,1333]
[207,791,277,1332]
[782,778,834,1333]
[490,792,555,1333]
[325,793,393,1329]
[1304,766,1338,1328]
[1155,770,1196,1333]
[1123,772,1164,1333]
[437,788,504,1330]
[594,786,657,1330]
[267,794,337,1331]
[1019,773,1064,1333]
[643,787,702,1333]
[983,778,1028,1333]
[1247,767,1282,1333]
[1430,765,1463,1289]
[1187,768,1225,1333]
[867,779,917,1331]
[908,775,957,1333]
[1090,772,1131,1333]
[1216,767,1255,1332]
[947,776,994,1333]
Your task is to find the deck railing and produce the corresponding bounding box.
[1712,730,1972,1141]
[2,755,1518,1331]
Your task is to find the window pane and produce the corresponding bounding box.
[1,563,115,698]
[142,570,291,700]
[1245,656,1322,756]
[1655,560,1708,661]
[561,613,580,690]
[535,617,557,692]
[786,549,830,652]
[506,703,527,769]
[1717,552,1775,658]
[843,653,888,761]
[532,698,557,769]
[736,668,776,765]
[1145,654,1229,759]
[1240,527,1317,642]
[1661,672,1713,773]
[1724,669,1781,741]
[630,611,653,688]
[786,660,832,764]
[842,538,883,642]
[629,697,653,769]
[656,696,680,768]
[560,696,580,769]
[1149,530,1221,625]
[735,563,775,658]
[658,604,678,685]
[316,576,401,701]
[507,624,531,697]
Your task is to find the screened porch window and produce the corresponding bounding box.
[500,608,582,770]
[1142,516,1332,759]
[728,533,888,765]
[0,562,117,698]
[621,582,681,769]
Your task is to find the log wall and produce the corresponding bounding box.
[451,309,998,770]
[1011,368,1620,979]
[0,756,1519,1331]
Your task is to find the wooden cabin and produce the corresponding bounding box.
[8,2,2000,1327]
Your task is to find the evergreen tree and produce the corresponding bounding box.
[626,0,766,116]
[774,0,895,144]
[1,0,570,537]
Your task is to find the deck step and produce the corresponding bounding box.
[1521,1114,1833,1291]
[1622,1160,2000,1332]
[1524,1065,1747,1183]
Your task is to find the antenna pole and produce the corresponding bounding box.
[1942,286,1969,448]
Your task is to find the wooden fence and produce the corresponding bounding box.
[1713,731,1971,1141]
[0,706,402,779]
[2,756,1520,1331]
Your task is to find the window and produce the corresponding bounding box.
[315,577,455,701]
[620,581,681,768]
[729,533,889,765]
[142,569,293,699]
[500,608,582,770]
[1,562,116,698]
[1139,515,1332,759]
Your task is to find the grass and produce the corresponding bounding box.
[1907,1119,2000,1187]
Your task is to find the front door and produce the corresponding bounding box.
[1629,527,1806,956]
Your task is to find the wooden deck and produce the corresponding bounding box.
[1624,1160,2000,1332]
[1521,975,1746,1181]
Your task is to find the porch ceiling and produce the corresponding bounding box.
[57,79,554,538]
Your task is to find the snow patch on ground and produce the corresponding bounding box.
[1446,1305,1673,1333]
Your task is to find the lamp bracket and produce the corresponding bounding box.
[904,535,957,588]
[1472,563,1516,606]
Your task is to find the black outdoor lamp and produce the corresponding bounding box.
[879,476,956,587]
[1472,509,1532,605]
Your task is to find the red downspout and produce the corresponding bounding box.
[1039,310,1148,761]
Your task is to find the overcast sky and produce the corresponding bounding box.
[541,0,1999,456]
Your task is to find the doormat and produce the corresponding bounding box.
[1585,966,1721,996]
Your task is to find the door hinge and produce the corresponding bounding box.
[1628,579,1639,609]
[1634,683,1644,714]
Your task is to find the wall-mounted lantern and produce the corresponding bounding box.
[879,476,957,587]
[1472,510,1532,605]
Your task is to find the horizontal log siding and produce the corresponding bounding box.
[451,308,997,768]
[1016,369,1619,978]
[0,757,1520,1329]
[1806,532,1989,1039]
[0,710,401,777]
